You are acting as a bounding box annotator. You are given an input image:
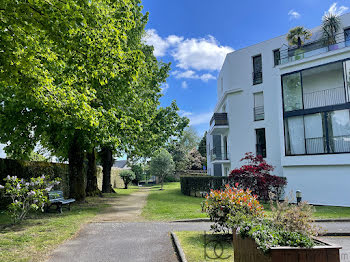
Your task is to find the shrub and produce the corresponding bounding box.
[0,175,60,223]
[236,218,314,254]
[229,152,287,200]
[270,195,318,237]
[119,170,135,189]
[202,184,264,233]
[180,176,229,196]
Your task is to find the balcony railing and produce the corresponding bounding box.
[253,71,262,85]
[279,32,350,65]
[304,135,350,154]
[303,86,346,109]
[210,113,228,127]
[254,106,264,121]
[210,146,229,161]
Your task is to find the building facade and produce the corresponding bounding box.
[207,13,350,206]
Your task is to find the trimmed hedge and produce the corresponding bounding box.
[180,176,230,196]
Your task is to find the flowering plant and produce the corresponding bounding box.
[229,152,287,200]
[202,184,264,233]
[0,175,60,223]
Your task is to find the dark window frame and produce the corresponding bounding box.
[281,58,350,156]
[252,54,263,85]
[273,49,280,66]
[255,128,267,158]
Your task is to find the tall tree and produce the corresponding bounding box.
[149,149,175,190]
[198,131,207,168]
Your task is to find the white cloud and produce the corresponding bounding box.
[143,29,233,72]
[143,29,170,57]
[327,2,348,16]
[172,36,233,71]
[288,9,301,19]
[180,110,213,126]
[181,81,188,89]
[161,83,169,94]
[172,70,216,82]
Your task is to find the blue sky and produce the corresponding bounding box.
[142,0,350,136]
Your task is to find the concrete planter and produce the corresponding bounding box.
[233,231,341,262]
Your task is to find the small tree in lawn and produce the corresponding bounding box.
[119,170,136,189]
[150,149,175,190]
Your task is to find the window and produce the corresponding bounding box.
[345,28,350,47]
[256,128,266,157]
[254,92,264,121]
[221,77,223,92]
[284,109,350,155]
[253,55,262,85]
[282,72,302,112]
[273,49,280,66]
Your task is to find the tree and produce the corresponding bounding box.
[198,131,207,168]
[131,164,144,184]
[149,149,175,190]
[119,170,136,189]
[287,26,312,47]
[187,148,205,170]
[179,127,200,153]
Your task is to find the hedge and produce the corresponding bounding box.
[180,175,286,200]
[180,176,230,196]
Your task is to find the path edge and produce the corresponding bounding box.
[170,232,188,262]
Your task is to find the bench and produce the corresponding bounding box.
[46,190,75,213]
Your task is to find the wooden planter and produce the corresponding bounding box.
[233,231,341,262]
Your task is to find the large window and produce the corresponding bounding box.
[284,109,350,155]
[282,72,302,112]
[282,61,347,112]
[256,128,266,157]
[253,55,262,85]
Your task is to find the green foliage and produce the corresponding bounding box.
[130,163,144,183]
[119,170,136,189]
[0,175,60,223]
[322,13,341,45]
[186,148,205,170]
[198,131,207,167]
[287,26,312,47]
[270,196,318,237]
[180,176,228,196]
[236,218,314,254]
[149,149,175,189]
[202,184,264,233]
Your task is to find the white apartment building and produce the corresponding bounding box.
[207,13,350,206]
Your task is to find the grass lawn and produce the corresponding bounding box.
[0,188,138,262]
[143,182,350,221]
[142,183,207,221]
[112,185,140,196]
[175,231,233,262]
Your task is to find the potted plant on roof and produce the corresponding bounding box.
[322,12,341,51]
[287,26,312,61]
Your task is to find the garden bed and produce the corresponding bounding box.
[233,232,341,262]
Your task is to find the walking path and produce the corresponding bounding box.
[47,188,350,262]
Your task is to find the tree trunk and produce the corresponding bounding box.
[86,148,101,196]
[101,147,115,193]
[68,131,86,201]
[124,181,128,189]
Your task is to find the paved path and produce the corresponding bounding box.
[47,188,350,262]
[48,222,211,262]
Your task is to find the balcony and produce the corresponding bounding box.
[305,135,350,154]
[303,86,346,109]
[254,106,264,121]
[210,146,230,162]
[279,32,350,65]
[209,113,229,135]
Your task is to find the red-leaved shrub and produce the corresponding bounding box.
[229,152,287,200]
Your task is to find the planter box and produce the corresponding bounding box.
[233,231,341,262]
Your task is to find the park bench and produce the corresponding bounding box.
[46,190,75,213]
